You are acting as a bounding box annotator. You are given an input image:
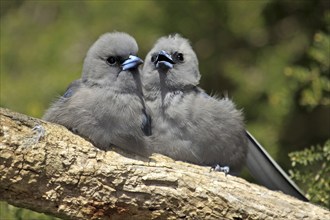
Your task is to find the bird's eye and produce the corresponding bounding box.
[151,54,157,63]
[175,52,184,62]
[106,56,117,65]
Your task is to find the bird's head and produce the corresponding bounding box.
[82,32,143,93]
[142,34,201,90]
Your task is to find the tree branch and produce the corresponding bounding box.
[0,108,328,219]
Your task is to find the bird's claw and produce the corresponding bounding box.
[32,124,46,143]
[211,165,230,176]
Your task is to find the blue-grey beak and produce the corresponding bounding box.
[155,50,175,70]
[122,55,143,71]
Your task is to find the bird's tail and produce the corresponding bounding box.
[245,131,308,201]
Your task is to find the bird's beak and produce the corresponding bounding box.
[155,50,175,70]
[121,55,143,71]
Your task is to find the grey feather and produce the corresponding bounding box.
[142,34,247,172]
[43,32,151,155]
[142,34,307,201]
[246,131,308,201]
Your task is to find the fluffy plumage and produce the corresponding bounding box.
[142,34,247,172]
[142,34,307,201]
[43,32,151,155]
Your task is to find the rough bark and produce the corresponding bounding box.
[0,107,328,220]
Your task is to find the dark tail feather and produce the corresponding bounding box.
[245,131,308,201]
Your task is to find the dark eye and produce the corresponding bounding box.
[151,54,157,63]
[176,53,184,62]
[106,56,117,65]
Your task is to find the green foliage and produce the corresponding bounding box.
[286,29,330,208]
[1,0,329,218]
[289,140,330,208]
[284,32,330,110]
[0,202,60,220]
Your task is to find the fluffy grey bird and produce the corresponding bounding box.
[142,34,307,201]
[142,34,247,173]
[43,32,151,155]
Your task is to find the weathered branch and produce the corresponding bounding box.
[0,107,328,220]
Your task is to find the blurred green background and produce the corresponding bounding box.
[1,0,329,218]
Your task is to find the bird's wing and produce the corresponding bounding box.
[246,131,308,201]
[62,79,82,98]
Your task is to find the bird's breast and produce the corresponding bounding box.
[162,91,184,108]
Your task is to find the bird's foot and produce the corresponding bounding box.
[211,165,230,175]
[32,124,46,143]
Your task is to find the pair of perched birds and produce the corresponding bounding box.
[43,32,307,201]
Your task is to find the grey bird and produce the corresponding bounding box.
[142,34,307,201]
[43,32,151,155]
[142,34,247,173]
